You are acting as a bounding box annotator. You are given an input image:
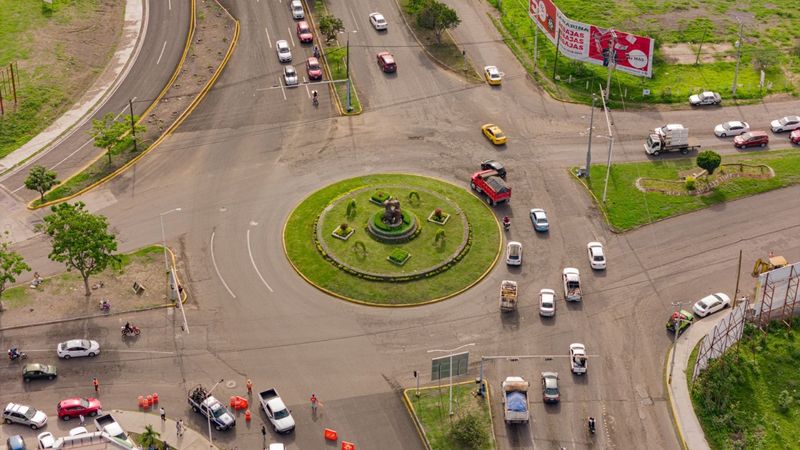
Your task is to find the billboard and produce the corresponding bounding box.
[528,0,655,77]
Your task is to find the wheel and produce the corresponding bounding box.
[24,378,30,383]
[215,424,223,431]
[681,149,689,155]
[134,329,141,336]
[469,181,476,190]
[191,406,198,413]
[89,411,97,417]
[761,143,766,147]
[48,376,54,380]
[652,150,660,156]
[64,415,71,421]
[485,197,492,205]
[4,419,11,424]
[88,352,96,357]
[31,424,39,430]
[274,425,279,432]
[63,355,71,359]
[721,133,727,137]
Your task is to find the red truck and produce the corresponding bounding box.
[470,170,511,205]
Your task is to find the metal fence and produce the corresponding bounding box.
[691,300,748,382]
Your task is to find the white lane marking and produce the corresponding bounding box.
[246,229,274,293]
[210,231,237,298]
[114,349,176,355]
[304,83,310,97]
[168,0,171,10]
[350,9,359,31]
[156,41,167,65]
[279,77,286,100]
[264,27,272,48]
[288,28,295,47]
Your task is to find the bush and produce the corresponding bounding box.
[685,176,696,191]
[778,389,793,413]
[388,248,410,264]
[371,191,391,204]
[450,414,489,449]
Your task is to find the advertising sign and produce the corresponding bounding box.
[528,0,655,77]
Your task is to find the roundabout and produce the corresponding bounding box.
[284,174,502,305]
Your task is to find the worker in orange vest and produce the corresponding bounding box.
[246,378,253,394]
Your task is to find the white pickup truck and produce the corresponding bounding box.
[570,343,587,375]
[563,268,582,301]
[501,376,530,424]
[259,388,296,433]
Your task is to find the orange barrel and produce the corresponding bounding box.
[138,396,145,408]
[342,442,356,450]
[146,395,153,407]
[229,396,237,407]
[236,397,248,410]
[324,428,338,441]
[152,393,159,404]
[245,409,252,421]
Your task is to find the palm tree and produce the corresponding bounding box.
[138,424,161,448]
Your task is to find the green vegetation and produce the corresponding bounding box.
[24,165,59,203]
[579,149,800,231]
[408,383,494,450]
[0,0,118,158]
[284,174,500,305]
[0,233,31,305]
[401,0,481,82]
[314,2,362,114]
[692,322,800,449]
[388,248,411,265]
[488,0,797,106]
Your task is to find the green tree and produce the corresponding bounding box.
[138,424,161,448]
[697,150,722,176]
[416,0,461,45]
[39,202,119,297]
[0,233,31,310]
[450,413,489,448]
[24,165,59,204]
[90,112,144,164]
[319,15,345,43]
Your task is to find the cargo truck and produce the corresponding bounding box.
[645,124,701,156]
[499,280,518,312]
[501,376,530,424]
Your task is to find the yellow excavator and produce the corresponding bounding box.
[752,255,788,277]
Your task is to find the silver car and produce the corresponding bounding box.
[3,403,48,429]
[770,115,800,133]
[283,66,299,87]
[539,289,556,317]
[714,121,749,137]
[276,40,292,63]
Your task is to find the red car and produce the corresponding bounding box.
[791,129,800,145]
[306,57,322,80]
[377,52,396,73]
[733,131,769,149]
[57,397,102,420]
[296,21,313,43]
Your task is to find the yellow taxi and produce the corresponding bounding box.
[483,66,502,85]
[481,123,507,145]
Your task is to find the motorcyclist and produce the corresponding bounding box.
[312,90,319,105]
[101,299,110,310]
[588,416,596,433]
[8,347,19,359]
[123,322,132,334]
[502,216,510,229]
[313,46,320,58]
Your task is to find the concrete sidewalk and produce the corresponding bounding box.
[114,409,216,449]
[666,316,724,450]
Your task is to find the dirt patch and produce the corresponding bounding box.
[661,43,735,64]
[0,247,174,329]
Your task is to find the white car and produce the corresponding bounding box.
[587,242,606,270]
[368,12,387,30]
[276,40,292,63]
[505,241,522,266]
[770,115,800,133]
[692,293,731,317]
[289,0,304,19]
[689,91,721,106]
[57,339,100,359]
[269,445,286,450]
[69,427,89,436]
[714,121,750,137]
[283,66,299,87]
[539,289,556,317]
[37,431,55,449]
[569,343,587,374]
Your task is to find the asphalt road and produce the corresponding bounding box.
[2,0,800,449]
[0,0,190,201]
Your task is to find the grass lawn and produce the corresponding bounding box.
[284,174,501,305]
[408,382,494,450]
[323,46,363,113]
[692,323,800,449]
[579,149,800,231]
[487,0,797,106]
[0,0,122,159]
[319,186,466,275]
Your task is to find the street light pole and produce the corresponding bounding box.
[128,99,138,153]
[345,35,352,112]
[669,302,683,384]
[428,343,476,416]
[206,378,224,448]
[585,94,596,178]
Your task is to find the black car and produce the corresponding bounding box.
[22,363,57,382]
[480,159,506,179]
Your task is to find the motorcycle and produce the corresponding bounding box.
[502,217,511,231]
[588,417,596,434]
[8,350,27,361]
[121,325,141,337]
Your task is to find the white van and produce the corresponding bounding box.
[290,0,304,19]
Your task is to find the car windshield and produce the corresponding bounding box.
[495,131,505,138]
[273,408,290,420]
[724,122,737,130]
[593,254,604,261]
[80,399,90,407]
[542,299,553,308]
[209,403,227,419]
[286,68,295,75]
[309,62,319,69]
[24,408,37,419]
[544,386,558,395]
[300,25,309,33]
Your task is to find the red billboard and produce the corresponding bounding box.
[529,0,558,42]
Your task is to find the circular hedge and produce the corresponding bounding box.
[283,174,502,305]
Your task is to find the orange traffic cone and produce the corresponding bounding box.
[324,428,338,441]
[245,409,251,421]
[342,442,356,450]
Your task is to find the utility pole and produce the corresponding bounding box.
[604,31,618,101]
[732,19,744,97]
[533,26,539,72]
[733,249,743,307]
[598,86,614,203]
[669,302,683,384]
[695,27,708,65]
[584,94,596,178]
[128,99,138,153]
[552,28,561,80]
[345,36,353,112]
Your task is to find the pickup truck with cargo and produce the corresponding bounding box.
[470,170,511,205]
[94,413,137,447]
[562,268,582,301]
[188,385,236,431]
[499,280,518,312]
[501,376,530,424]
[259,389,296,433]
[645,124,701,156]
[569,343,587,375]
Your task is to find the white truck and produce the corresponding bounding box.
[501,376,530,424]
[94,413,138,447]
[259,388,296,433]
[562,268,582,301]
[570,343,587,375]
[499,280,518,312]
[645,124,701,156]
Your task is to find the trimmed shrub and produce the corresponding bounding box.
[388,248,410,265]
[450,414,489,449]
[685,176,696,191]
[371,191,391,204]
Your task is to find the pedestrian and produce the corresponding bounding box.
[92,377,99,393]
[310,393,318,412]
[175,419,182,437]
[246,378,253,395]
[261,423,266,441]
[160,407,166,421]
[79,414,85,426]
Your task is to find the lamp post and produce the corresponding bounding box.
[338,30,357,112]
[160,208,188,333]
[669,301,687,384]
[428,342,476,416]
[206,378,224,448]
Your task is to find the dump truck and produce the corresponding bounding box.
[644,124,701,156]
[188,384,236,431]
[562,268,582,302]
[470,170,511,205]
[259,388,296,433]
[499,280,518,312]
[501,376,530,424]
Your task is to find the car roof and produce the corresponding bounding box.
[726,121,744,126]
[370,12,384,18]
[307,57,319,63]
[507,241,521,247]
[277,40,288,47]
[748,130,768,137]
[59,398,83,406]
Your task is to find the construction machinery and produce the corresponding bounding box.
[752,255,788,277]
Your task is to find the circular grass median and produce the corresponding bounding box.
[283,174,502,305]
